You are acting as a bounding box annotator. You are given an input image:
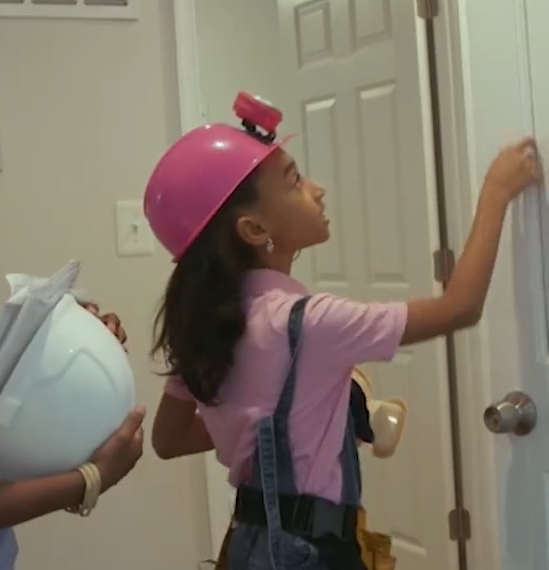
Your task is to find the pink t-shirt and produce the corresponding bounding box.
[165,269,407,503]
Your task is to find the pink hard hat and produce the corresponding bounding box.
[144,92,289,261]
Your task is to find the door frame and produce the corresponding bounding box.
[429,1,501,568]
[171,0,504,568]
[171,2,232,554]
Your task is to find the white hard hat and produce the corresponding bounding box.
[352,368,407,459]
[0,294,136,481]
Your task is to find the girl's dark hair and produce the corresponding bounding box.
[152,171,260,405]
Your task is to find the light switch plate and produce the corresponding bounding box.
[115,200,155,257]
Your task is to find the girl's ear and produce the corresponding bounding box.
[235,215,269,248]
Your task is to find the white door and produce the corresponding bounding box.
[484,0,549,568]
[192,2,458,569]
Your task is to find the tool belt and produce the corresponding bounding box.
[202,491,397,570]
[234,486,358,541]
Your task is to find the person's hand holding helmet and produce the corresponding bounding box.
[90,406,145,492]
[82,303,128,352]
[79,302,139,489]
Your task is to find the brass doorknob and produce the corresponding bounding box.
[483,391,537,436]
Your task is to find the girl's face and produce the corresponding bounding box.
[235,149,329,261]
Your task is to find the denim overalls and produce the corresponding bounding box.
[228,298,365,570]
[0,527,17,570]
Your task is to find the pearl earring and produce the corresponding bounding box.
[266,238,274,254]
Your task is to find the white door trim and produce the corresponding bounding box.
[171,0,501,567]
[431,1,501,568]
[172,0,205,133]
[171,0,223,551]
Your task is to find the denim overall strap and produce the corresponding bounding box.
[0,528,18,570]
[340,410,362,505]
[246,296,363,568]
[250,297,309,493]
[248,297,310,569]
[270,296,310,493]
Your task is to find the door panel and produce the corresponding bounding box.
[496,0,549,568]
[279,2,457,568]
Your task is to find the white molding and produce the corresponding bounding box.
[172,0,206,134]
[434,1,500,568]
[0,0,139,20]
[172,0,219,556]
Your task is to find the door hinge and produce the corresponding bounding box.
[433,248,455,283]
[448,508,471,541]
[416,0,439,20]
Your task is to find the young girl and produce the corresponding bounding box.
[0,307,144,570]
[147,95,541,570]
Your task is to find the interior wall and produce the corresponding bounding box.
[194,0,287,124]
[0,3,211,570]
